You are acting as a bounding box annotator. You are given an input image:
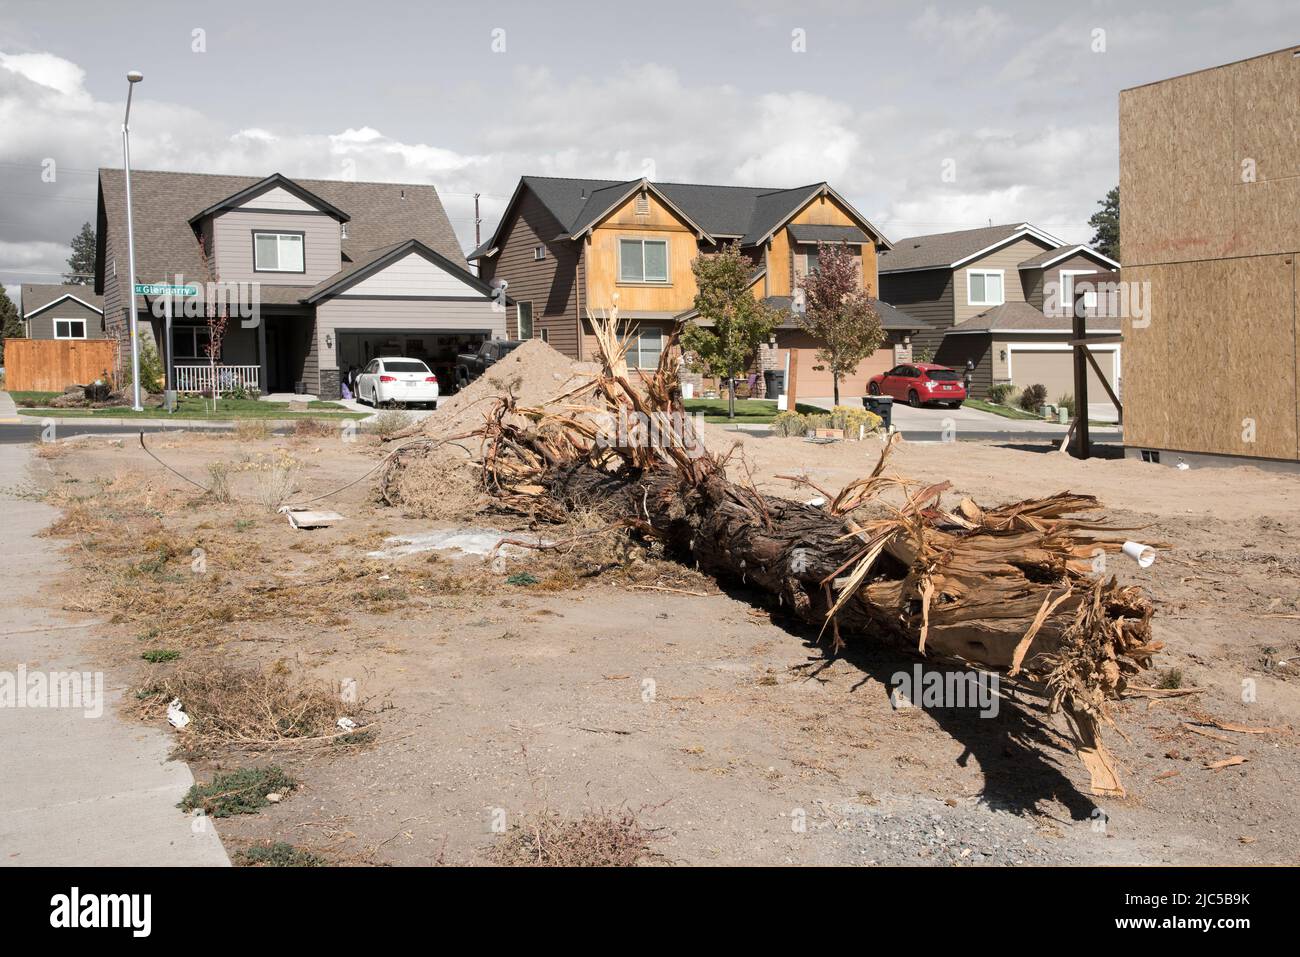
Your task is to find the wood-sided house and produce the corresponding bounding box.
[878,223,1119,400]
[470,175,920,398]
[94,169,507,398]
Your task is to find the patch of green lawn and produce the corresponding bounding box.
[684,398,824,424]
[8,391,61,407]
[19,394,364,420]
[962,398,1044,421]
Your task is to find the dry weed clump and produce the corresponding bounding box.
[235,420,272,442]
[368,409,414,440]
[206,462,233,503]
[292,417,335,438]
[136,661,366,756]
[255,463,300,510]
[380,444,485,519]
[489,807,661,867]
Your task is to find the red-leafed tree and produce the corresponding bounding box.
[795,242,883,406]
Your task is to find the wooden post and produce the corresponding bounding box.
[1071,304,1090,458]
[786,348,799,411]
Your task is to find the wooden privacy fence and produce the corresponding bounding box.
[2,339,117,392]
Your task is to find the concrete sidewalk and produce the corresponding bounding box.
[0,443,229,866]
[0,390,18,424]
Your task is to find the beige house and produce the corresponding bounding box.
[878,223,1118,399]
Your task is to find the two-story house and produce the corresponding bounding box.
[878,223,1119,400]
[470,175,920,399]
[94,169,508,398]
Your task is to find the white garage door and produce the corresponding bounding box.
[1009,346,1119,402]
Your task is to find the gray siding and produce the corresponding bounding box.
[1023,255,1116,313]
[27,298,106,340]
[212,209,341,285]
[954,237,1053,322]
[479,187,582,358]
[934,334,994,398]
[879,269,954,359]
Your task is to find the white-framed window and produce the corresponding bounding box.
[625,326,664,369]
[619,238,669,283]
[1059,270,1096,315]
[172,326,215,360]
[966,269,1004,306]
[517,302,534,339]
[253,231,305,273]
[54,319,87,339]
[533,245,546,261]
[539,328,549,344]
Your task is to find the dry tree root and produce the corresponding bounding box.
[384,307,1163,797]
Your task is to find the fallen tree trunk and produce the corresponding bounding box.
[385,309,1162,797]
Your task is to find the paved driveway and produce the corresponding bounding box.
[800,395,1070,433]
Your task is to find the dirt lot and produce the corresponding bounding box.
[19,423,1300,866]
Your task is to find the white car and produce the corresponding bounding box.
[355,357,439,408]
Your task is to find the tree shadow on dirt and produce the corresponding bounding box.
[752,598,1102,823]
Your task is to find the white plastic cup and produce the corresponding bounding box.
[1122,541,1156,568]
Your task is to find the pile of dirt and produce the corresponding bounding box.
[419,339,597,437]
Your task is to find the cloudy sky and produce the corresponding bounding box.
[1,0,1294,299]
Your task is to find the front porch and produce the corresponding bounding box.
[151,309,315,397]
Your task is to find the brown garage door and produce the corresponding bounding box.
[1009,347,1118,402]
[778,331,895,400]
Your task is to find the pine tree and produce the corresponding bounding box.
[64,222,96,285]
[0,286,24,365]
[1088,187,1120,261]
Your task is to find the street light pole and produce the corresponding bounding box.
[122,70,144,411]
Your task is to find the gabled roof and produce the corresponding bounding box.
[96,169,467,309]
[758,297,920,331]
[303,239,503,304]
[788,224,872,245]
[20,283,103,317]
[470,175,891,260]
[943,301,1121,335]
[878,223,1066,274]
[1018,243,1120,270]
[186,172,351,225]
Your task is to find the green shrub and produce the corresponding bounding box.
[141,649,180,663]
[987,383,1017,405]
[804,413,831,432]
[1056,393,1077,417]
[179,766,296,818]
[1018,383,1048,412]
[125,340,164,395]
[238,842,326,867]
[770,411,808,437]
[829,405,882,436]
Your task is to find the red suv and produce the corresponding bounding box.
[868,363,967,408]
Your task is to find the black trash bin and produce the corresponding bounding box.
[862,393,893,430]
[763,369,785,399]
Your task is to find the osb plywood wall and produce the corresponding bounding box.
[1120,46,1300,461]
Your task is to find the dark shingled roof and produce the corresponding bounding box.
[470,176,888,258]
[759,297,919,331]
[879,223,1046,273]
[944,301,1120,334]
[20,283,103,316]
[787,224,871,245]
[96,169,467,310]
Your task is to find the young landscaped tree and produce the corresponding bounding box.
[681,243,779,420]
[0,286,23,365]
[1089,186,1120,261]
[795,242,883,406]
[64,222,96,285]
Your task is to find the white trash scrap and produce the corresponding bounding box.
[166,698,190,730]
[365,527,552,560]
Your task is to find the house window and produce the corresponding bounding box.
[517,302,534,339]
[539,328,549,344]
[805,246,820,275]
[625,327,664,369]
[619,238,669,283]
[967,269,1004,306]
[172,326,215,360]
[533,245,546,261]
[54,319,87,339]
[252,231,305,273]
[1059,270,1096,315]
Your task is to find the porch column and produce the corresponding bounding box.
[257,317,269,395]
